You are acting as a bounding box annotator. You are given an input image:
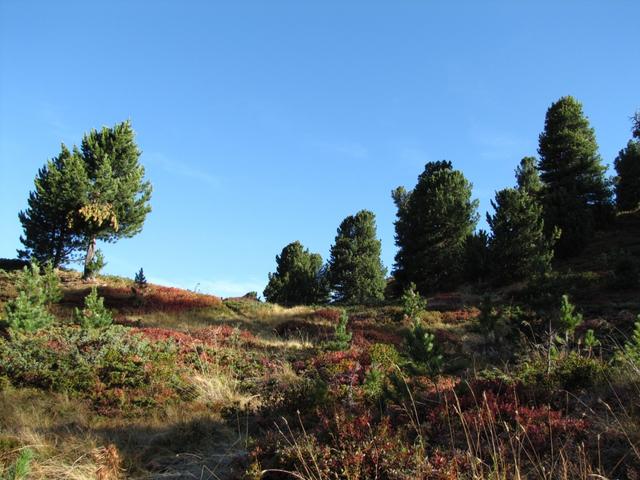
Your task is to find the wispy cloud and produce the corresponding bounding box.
[145,152,221,187]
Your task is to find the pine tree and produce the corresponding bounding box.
[18,121,152,278]
[538,96,612,257]
[18,145,88,266]
[614,114,640,211]
[515,156,542,195]
[487,188,553,284]
[263,241,329,306]
[393,161,479,293]
[70,121,152,279]
[328,210,387,304]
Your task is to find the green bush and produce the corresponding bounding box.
[0,326,184,409]
[401,282,427,321]
[558,294,583,342]
[325,310,352,351]
[3,260,60,332]
[405,318,443,375]
[74,286,112,328]
[518,351,607,392]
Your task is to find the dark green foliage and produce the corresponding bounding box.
[487,188,554,284]
[519,351,607,392]
[610,249,639,289]
[73,121,152,279]
[3,261,60,332]
[18,145,87,266]
[393,161,479,293]
[0,326,183,409]
[74,286,113,329]
[633,111,640,139]
[478,293,498,339]
[614,140,640,211]
[263,241,329,306]
[405,318,443,375]
[18,121,152,279]
[463,230,490,283]
[328,210,387,303]
[134,268,148,288]
[325,310,352,351]
[515,156,542,195]
[537,96,612,257]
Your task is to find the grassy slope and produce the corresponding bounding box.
[0,214,639,479]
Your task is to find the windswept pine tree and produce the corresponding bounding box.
[614,112,640,211]
[18,145,88,267]
[328,210,387,304]
[263,241,329,306]
[538,96,612,257]
[393,161,479,293]
[19,121,152,278]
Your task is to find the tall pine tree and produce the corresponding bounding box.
[18,121,152,278]
[393,161,479,293]
[328,210,387,303]
[515,156,542,195]
[263,241,329,306]
[538,96,612,257]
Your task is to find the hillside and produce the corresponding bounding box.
[0,216,639,479]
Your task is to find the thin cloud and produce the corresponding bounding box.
[145,152,221,188]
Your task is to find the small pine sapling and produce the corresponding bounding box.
[558,294,583,344]
[75,286,113,329]
[134,268,148,288]
[326,309,352,351]
[401,282,427,321]
[4,261,58,332]
[622,318,640,366]
[478,293,498,341]
[582,329,601,358]
[405,317,443,375]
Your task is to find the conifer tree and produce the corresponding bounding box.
[393,161,479,293]
[614,114,640,211]
[328,210,386,304]
[18,121,152,278]
[515,156,542,195]
[538,96,612,257]
[71,121,152,279]
[18,145,88,266]
[463,230,490,283]
[487,188,553,284]
[263,241,329,306]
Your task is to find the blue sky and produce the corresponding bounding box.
[1,1,638,297]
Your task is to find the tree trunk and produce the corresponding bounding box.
[83,236,97,280]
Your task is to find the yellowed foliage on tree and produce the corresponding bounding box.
[68,202,119,231]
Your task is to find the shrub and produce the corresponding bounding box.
[3,260,59,332]
[325,310,352,351]
[85,249,106,277]
[401,282,427,321]
[405,317,443,375]
[558,294,583,343]
[622,319,640,365]
[74,287,112,329]
[478,293,497,339]
[0,326,184,410]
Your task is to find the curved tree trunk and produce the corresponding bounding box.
[83,236,97,280]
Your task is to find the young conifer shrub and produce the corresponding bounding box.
[75,286,113,328]
[4,261,58,331]
[325,309,352,351]
[405,317,443,375]
[558,294,583,343]
[134,267,148,288]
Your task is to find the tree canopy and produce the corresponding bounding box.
[537,96,612,257]
[18,121,152,278]
[328,210,387,304]
[263,241,329,306]
[393,161,479,293]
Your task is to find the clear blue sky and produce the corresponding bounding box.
[1,1,638,297]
